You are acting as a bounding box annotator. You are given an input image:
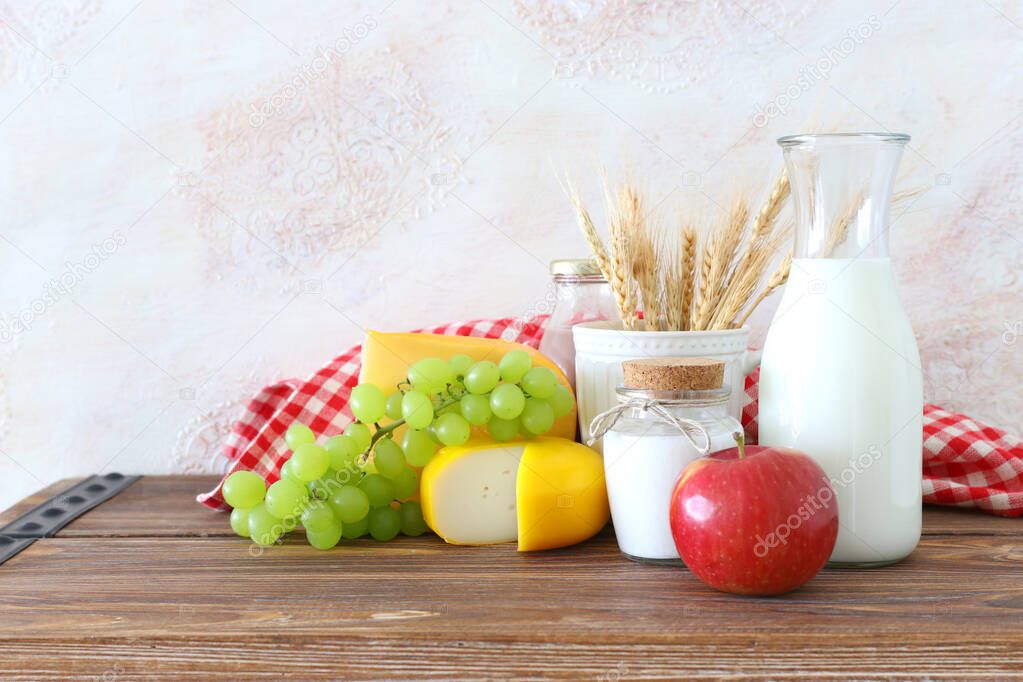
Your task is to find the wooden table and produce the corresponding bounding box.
[0,476,1020,680]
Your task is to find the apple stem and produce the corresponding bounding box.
[733,431,745,459]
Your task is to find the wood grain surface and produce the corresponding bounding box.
[0,476,1020,680]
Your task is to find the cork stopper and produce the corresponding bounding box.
[621,357,725,391]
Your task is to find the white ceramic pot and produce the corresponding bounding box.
[572,321,761,450]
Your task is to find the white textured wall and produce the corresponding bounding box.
[1,0,1021,511]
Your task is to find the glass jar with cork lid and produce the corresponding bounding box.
[589,357,743,563]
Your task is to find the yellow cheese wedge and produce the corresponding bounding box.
[358,331,577,440]
[420,437,609,551]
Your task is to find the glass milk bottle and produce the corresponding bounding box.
[759,133,922,567]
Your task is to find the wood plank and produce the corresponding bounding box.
[1,534,1021,639]
[0,634,1020,680]
[921,505,1022,535]
[56,475,230,537]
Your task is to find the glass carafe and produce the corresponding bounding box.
[758,133,922,567]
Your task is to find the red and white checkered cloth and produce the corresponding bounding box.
[198,317,1023,518]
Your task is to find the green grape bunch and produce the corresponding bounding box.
[220,349,574,550]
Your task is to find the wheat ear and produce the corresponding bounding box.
[709,229,787,329]
[750,171,789,243]
[678,227,697,331]
[694,201,748,330]
[623,183,658,330]
[608,185,637,330]
[736,250,793,327]
[565,185,613,283]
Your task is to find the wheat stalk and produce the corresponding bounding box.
[679,227,697,331]
[607,185,638,330]
[565,182,613,282]
[709,228,788,330]
[627,191,660,331]
[750,171,789,244]
[820,191,864,257]
[696,234,713,321]
[693,200,748,330]
[736,249,792,327]
[705,173,790,330]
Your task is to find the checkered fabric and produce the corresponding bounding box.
[198,317,1023,517]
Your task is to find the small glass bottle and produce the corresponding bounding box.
[591,359,742,564]
[539,259,616,388]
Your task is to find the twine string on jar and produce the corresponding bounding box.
[587,399,712,455]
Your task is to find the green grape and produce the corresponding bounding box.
[449,354,473,378]
[373,438,406,479]
[438,401,460,417]
[520,366,558,399]
[407,357,454,394]
[459,393,491,426]
[401,390,434,430]
[350,383,386,424]
[464,360,500,394]
[230,507,251,537]
[426,422,442,444]
[222,470,266,509]
[307,473,334,501]
[367,506,401,541]
[265,479,309,519]
[328,485,370,523]
[402,429,437,467]
[490,383,525,420]
[291,443,330,482]
[392,466,419,499]
[498,349,532,383]
[306,522,342,550]
[520,398,555,435]
[549,384,574,419]
[434,412,471,446]
[344,422,372,452]
[385,391,404,420]
[247,503,283,546]
[336,466,363,488]
[301,500,337,533]
[488,416,520,442]
[341,514,369,539]
[285,422,315,451]
[324,435,358,471]
[399,501,429,537]
[280,457,302,482]
[358,473,396,508]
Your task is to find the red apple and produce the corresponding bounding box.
[669,435,838,596]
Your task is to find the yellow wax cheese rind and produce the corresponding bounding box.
[419,437,610,551]
[357,331,577,441]
[516,437,609,552]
